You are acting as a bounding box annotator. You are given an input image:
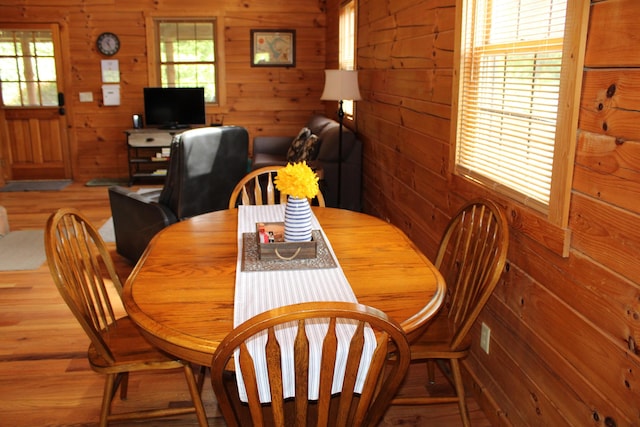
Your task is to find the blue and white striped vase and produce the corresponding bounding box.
[284,196,313,242]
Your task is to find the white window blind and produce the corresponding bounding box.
[339,1,355,71]
[456,0,567,207]
[339,0,356,119]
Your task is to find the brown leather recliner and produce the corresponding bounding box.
[108,126,249,262]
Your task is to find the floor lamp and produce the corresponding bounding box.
[320,70,361,208]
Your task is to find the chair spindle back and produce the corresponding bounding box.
[211,301,410,427]
[434,199,509,350]
[45,208,124,363]
[229,166,325,209]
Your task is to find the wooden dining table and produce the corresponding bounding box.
[123,207,446,367]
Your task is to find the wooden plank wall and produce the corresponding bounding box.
[351,0,640,425]
[0,0,328,181]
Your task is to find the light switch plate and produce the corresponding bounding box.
[79,92,93,102]
[480,322,491,354]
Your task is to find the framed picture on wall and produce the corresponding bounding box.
[250,29,296,67]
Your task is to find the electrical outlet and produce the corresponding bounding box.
[480,322,491,354]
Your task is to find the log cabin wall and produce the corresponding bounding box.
[0,0,328,181]
[343,0,640,425]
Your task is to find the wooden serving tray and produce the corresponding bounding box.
[256,222,317,260]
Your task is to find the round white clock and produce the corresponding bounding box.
[97,32,120,56]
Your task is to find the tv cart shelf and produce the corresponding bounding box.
[126,128,184,185]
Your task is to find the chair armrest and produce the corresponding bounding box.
[253,136,294,156]
[108,186,177,262]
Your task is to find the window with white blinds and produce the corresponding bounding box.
[453,0,586,222]
[339,0,356,119]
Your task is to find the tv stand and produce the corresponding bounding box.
[125,128,186,185]
[160,123,191,130]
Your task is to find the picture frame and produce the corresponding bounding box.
[250,29,296,67]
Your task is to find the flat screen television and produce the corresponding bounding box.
[143,87,206,129]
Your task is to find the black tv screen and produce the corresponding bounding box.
[143,87,206,129]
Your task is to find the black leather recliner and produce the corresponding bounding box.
[108,126,249,262]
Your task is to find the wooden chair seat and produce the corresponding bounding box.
[405,310,470,358]
[45,208,208,427]
[87,317,185,372]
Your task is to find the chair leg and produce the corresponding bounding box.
[100,374,117,427]
[427,359,436,384]
[183,363,209,427]
[119,372,129,400]
[196,365,207,393]
[450,359,471,427]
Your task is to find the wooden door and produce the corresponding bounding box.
[0,23,71,180]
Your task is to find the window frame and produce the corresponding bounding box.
[145,15,226,110]
[450,0,589,228]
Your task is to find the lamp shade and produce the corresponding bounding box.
[320,70,362,101]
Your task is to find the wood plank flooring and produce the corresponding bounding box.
[0,182,493,426]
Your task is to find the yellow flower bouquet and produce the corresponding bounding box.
[274,162,319,200]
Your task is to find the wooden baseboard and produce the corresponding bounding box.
[463,360,513,427]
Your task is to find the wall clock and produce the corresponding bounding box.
[96,32,120,56]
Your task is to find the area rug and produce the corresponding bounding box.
[86,178,129,187]
[99,218,115,243]
[0,180,71,192]
[0,230,46,271]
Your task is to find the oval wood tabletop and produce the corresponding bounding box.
[123,207,446,366]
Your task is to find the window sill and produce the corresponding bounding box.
[452,175,571,258]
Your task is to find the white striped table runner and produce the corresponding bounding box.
[234,205,374,403]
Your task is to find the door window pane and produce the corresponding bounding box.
[0,29,58,107]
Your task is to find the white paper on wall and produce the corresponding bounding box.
[101,59,120,83]
[102,84,120,106]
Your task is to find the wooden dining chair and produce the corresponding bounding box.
[391,198,509,427]
[228,166,326,209]
[44,208,208,427]
[211,301,411,427]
